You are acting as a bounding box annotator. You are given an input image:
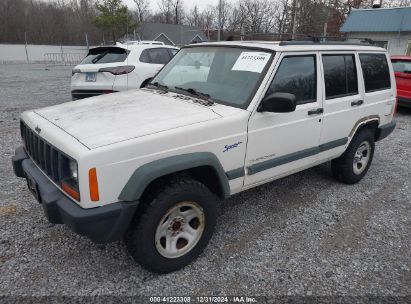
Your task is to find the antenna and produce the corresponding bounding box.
[126,9,130,91]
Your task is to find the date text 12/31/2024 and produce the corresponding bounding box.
[149,296,257,303]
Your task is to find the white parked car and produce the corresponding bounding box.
[70,41,179,100]
[13,41,396,273]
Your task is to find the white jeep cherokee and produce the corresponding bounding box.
[13,41,396,273]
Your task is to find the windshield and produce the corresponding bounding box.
[150,46,273,108]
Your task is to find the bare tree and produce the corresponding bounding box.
[172,0,184,24]
[201,5,215,39]
[157,0,173,23]
[187,5,201,27]
[133,0,149,23]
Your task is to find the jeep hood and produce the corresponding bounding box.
[34,89,223,149]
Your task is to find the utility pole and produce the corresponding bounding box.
[323,22,328,42]
[60,43,65,65]
[291,0,298,40]
[218,0,222,41]
[24,32,30,64]
[85,33,89,52]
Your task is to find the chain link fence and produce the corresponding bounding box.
[0,44,88,65]
[44,53,85,66]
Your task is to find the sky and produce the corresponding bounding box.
[122,0,237,11]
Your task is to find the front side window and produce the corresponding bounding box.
[151,47,273,108]
[359,53,391,92]
[265,55,316,104]
[323,54,358,99]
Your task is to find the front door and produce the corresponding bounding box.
[244,52,323,188]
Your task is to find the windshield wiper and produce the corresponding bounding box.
[146,82,169,92]
[174,87,214,104]
[91,51,108,64]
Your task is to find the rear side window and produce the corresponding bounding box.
[266,55,316,104]
[149,48,171,64]
[139,49,150,63]
[323,54,358,99]
[392,60,411,73]
[359,54,391,92]
[139,48,172,64]
[169,49,178,56]
[80,47,128,64]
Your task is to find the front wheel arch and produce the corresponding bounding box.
[118,153,231,202]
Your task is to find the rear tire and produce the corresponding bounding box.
[331,129,375,184]
[125,176,217,273]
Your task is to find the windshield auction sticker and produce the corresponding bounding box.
[232,52,271,73]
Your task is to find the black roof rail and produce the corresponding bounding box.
[279,35,378,46]
[279,41,375,46]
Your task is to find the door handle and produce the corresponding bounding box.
[351,100,364,107]
[308,108,323,115]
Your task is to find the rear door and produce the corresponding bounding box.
[317,52,363,161]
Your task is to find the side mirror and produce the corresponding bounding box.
[259,92,297,113]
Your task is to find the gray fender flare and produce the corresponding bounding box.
[118,152,231,201]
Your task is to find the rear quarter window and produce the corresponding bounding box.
[359,53,391,92]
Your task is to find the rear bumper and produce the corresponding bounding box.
[12,146,138,243]
[398,97,411,108]
[376,120,396,142]
[71,90,118,100]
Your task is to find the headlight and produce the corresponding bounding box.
[61,156,80,201]
[69,159,78,181]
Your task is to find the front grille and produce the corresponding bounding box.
[20,121,68,184]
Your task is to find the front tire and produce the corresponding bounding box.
[125,177,217,273]
[331,129,375,184]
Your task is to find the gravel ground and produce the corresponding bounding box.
[0,64,410,299]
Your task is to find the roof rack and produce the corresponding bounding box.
[278,35,376,46]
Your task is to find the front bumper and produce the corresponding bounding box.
[12,146,138,243]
